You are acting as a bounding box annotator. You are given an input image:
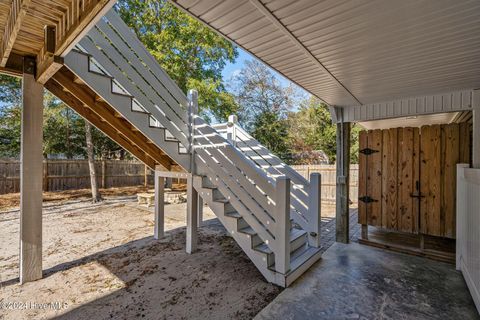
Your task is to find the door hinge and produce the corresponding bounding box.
[359,196,378,204]
[359,148,379,155]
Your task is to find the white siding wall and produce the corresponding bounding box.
[457,164,480,313]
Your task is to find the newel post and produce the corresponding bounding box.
[186,89,199,253]
[227,114,237,146]
[275,176,291,274]
[309,173,322,247]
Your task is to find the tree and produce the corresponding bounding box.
[116,0,239,122]
[287,96,360,164]
[85,121,102,202]
[231,60,296,161]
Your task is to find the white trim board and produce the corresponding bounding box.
[334,89,474,123]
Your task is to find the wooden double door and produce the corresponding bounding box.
[358,123,470,239]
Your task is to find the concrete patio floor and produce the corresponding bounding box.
[255,242,479,320]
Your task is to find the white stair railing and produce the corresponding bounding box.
[73,8,297,273]
[212,118,322,247]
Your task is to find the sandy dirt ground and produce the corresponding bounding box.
[0,195,284,320]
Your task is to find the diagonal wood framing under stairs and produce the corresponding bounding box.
[45,67,179,171]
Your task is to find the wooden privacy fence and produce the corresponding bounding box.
[0,159,154,195]
[291,164,359,204]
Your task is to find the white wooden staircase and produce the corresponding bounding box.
[53,9,323,287]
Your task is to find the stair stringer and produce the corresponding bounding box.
[64,50,190,169]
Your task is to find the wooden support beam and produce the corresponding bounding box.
[35,0,115,83]
[44,79,157,169]
[186,175,198,254]
[36,26,63,84]
[0,52,23,76]
[0,0,32,67]
[336,121,351,243]
[20,71,43,283]
[154,172,165,239]
[51,69,173,170]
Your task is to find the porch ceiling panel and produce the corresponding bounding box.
[171,0,480,108]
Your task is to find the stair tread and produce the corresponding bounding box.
[239,226,256,235]
[225,211,241,218]
[254,228,307,254]
[214,198,229,203]
[269,246,321,273]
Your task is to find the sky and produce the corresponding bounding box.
[221,46,307,94]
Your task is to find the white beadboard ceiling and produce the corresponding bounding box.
[169,0,480,109]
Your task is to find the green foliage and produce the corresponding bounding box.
[0,74,124,159]
[287,97,336,163]
[116,0,239,122]
[232,60,297,161]
[287,96,360,164]
[251,111,291,162]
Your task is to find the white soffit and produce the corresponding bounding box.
[358,112,460,131]
[170,0,480,108]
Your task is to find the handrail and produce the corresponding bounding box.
[211,119,321,240]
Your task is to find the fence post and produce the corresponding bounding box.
[227,115,238,146]
[275,176,291,274]
[144,164,148,188]
[43,160,48,191]
[309,173,321,247]
[101,160,106,189]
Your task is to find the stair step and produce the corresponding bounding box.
[254,228,307,255]
[239,226,256,235]
[214,198,229,204]
[225,211,241,219]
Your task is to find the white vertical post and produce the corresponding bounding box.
[187,89,199,253]
[154,171,165,240]
[227,115,237,146]
[472,90,480,168]
[198,194,204,227]
[275,176,291,274]
[309,173,321,248]
[20,68,44,284]
[456,163,470,270]
[188,89,198,173]
[336,111,351,243]
[186,175,198,253]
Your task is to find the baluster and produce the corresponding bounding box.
[309,173,322,247]
[227,114,237,147]
[188,89,198,174]
[275,176,291,274]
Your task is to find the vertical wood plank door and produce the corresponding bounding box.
[420,125,442,237]
[397,127,420,234]
[359,123,470,239]
[382,128,398,230]
[358,131,368,225]
[367,130,383,227]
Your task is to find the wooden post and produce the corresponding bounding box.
[309,173,321,247]
[336,119,351,243]
[20,65,44,284]
[198,194,204,227]
[473,90,480,168]
[227,115,237,146]
[154,171,165,239]
[186,175,198,253]
[275,176,291,274]
[42,160,48,191]
[144,164,148,188]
